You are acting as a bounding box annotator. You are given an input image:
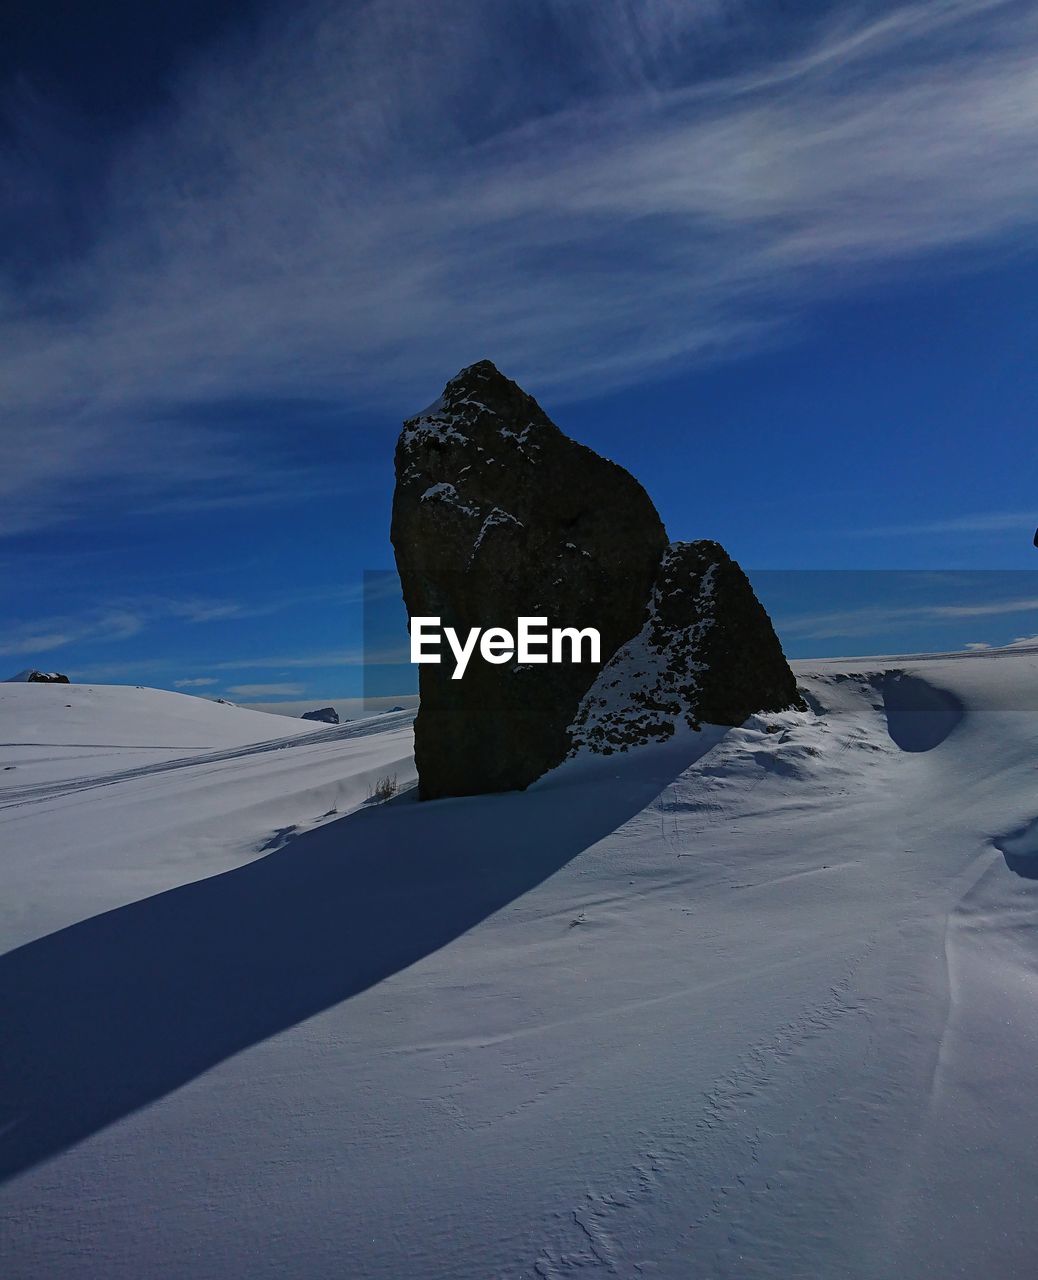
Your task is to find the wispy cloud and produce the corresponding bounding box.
[852,511,1035,538]
[0,611,141,658]
[208,644,408,671]
[964,634,1038,652]
[3,0,1038,532]
[174,676,218,687]
[778,593,1038,640]
[226,683,307,697]
[0,597,246,659]
[1,582,372,664]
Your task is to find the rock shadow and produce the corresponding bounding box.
[0,737,717,1183]
[995,819,1038,880]
[870,672,964,753]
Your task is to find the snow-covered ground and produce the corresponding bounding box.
[2,651,1037,1278]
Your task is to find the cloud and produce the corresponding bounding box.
[0,596,247,660]
[225,683,307,697]
[0,608,146,658]
[3,0,1038,532]
[0,631,73,658]
[963,634,1038,652]
[778,593,1038,640]
[1,583,369,663]
[174,676,218,687]
[852,511,1036,538]
[208,644,408,671]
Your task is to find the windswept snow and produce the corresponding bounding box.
[3,651,1038,1278]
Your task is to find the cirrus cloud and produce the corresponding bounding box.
[3,0,1038,533]
[225,683,307,697]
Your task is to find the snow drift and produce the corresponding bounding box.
[2,649,1038,1278]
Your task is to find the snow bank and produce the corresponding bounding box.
[3,651,1038,1278]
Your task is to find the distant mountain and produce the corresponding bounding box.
[6,669,70,684]
[301,707,340,724]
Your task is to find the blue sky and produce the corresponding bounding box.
[2,0,1037,706]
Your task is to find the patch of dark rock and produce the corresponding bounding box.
[301,707,340,725]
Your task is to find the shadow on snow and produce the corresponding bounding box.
[0,737,714,1182]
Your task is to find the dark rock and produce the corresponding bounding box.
[392,360,667,799]
[5,669,70,684]
[392,362,802,800]
[569,541,805,752]
[301,707,340,725]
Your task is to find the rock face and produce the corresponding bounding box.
[392,360,667,799]
[569,541,805,753]
[301,706,340,725]
[5,669,70,684]
[391,360,802,800]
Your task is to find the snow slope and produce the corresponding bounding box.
[0,685,416,946]
[0,682,320,786]
[2,651,1038,1278]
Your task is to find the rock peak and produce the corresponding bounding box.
[406,360,547,438]
[449,358,501,383]
[441,359,526,409]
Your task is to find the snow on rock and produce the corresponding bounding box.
[570,540,804,753]
[5,669,70,683]
[393,364,801,798]
[470,505,524,560]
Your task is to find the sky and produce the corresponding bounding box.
[2,0,1037,708]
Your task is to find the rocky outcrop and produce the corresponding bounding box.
[391,361,802,800]
[569,541,805,753]
[392,360,667,799]
[301,706,340,725]
[5,669,70,684]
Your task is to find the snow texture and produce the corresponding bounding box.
[3,650,1038,1278]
